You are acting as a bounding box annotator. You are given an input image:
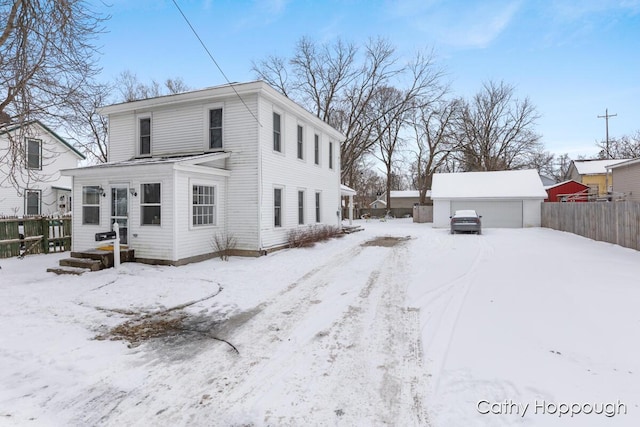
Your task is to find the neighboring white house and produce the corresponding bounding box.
[63,81,345,265]
[0,120,85,217]
[431,169,547,228]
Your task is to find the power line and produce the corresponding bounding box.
[597,108,617,159]
[170,0,261,127]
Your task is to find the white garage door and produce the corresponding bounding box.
[451,200,523,228]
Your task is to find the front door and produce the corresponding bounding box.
[111,185,129,244]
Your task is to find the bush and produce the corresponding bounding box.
[212,232,237,261]
[287,225,342,248]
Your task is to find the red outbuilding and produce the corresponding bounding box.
[544,180,590,202]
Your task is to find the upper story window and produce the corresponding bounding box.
[209,108,223,150]
[297,125,304,160]
[329,141,334,169]
[26,138,42,170]
[273,112,281,152]
[314,134,320,165]
[139,117,151,156]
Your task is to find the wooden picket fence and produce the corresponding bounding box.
[0,217,72,258]
[542,202,640,251]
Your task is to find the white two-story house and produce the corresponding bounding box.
[63,81,344,265]
[0,120,85,217]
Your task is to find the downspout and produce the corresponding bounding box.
[257,94,264,254]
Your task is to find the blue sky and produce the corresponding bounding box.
[92,0,640,157]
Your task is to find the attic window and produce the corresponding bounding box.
[26,138,42,170]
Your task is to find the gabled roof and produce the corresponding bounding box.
[431,169,547,199]
[544,179,590,191]
[390,190,420,198]
[0,120,85,160]
[571,159,630,175]
[607,157,640,170]
[99,80,345,142]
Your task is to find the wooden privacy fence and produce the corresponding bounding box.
[542,202,640,251]
[0,217,72,258]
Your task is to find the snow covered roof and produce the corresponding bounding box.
[390,190,420,198]
[607,157,640,170]
[571,159,630,175]
[544,180,589,190]
[431,169,547,199]
[340,184,357,196]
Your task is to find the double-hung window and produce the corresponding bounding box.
[274,188,282,227]
[209,108,223,149]
[315,192,321,223]
[192,185,216,226]
[82,186,101,225]
[26,138,42,170]
[273,112,281,152]
[297,125,304,159]
[314,134,320,165]
[25,190,41,215]
[298,190,305,225]
[141,183,161,225]
[329,141,333,169]
[139,117,151,156]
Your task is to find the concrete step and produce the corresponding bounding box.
[59,257,103,271]
[70,248,135,268]
[46,266,90,275]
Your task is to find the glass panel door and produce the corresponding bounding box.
[111,185,128,244]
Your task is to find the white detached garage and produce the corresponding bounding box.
[431,169,547,228]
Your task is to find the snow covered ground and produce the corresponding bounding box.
[1,218,639,426]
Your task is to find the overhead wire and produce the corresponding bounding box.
[170,0,262,126]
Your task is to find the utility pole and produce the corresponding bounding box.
[598,108,617,159]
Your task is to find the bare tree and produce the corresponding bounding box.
[455,81,541,171]
[252,37,445,189]
[596,131,640,159]
[116,71,191,102]
[524,147,555,178]
[552,153,572,182]
[410,98,460,204]
[57,82,112,164]
[0,0,106,186]
[370,86,407,208]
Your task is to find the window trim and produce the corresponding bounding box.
[297,124,304,160]
[24,189,41,216]
[140,182,162,226]
[26,138,42,170]
[82,185,101,225]
[273,111,282,153]
[274,187,283,227]
[204,104,224,151]
[191,183,217,228]
[138,115,152,157]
